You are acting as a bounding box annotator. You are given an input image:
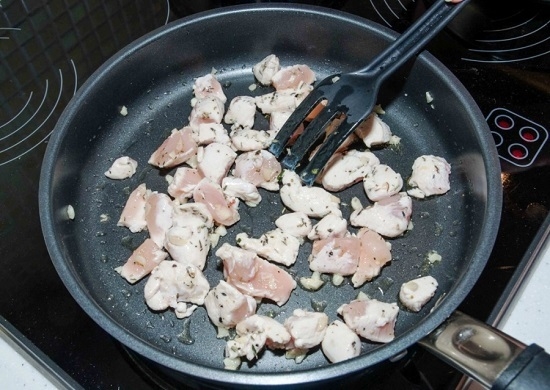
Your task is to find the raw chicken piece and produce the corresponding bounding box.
[188,96,225,130]
[118,183,149,233]
[193,178,240,227]
[192,73,227,103]
[399,275,438,312]
[284,309,328,350]
[320,150,380,192]
[204,280,257,329]
[192,123,231,146]
[307,213,347,241]
[167,167,203,202]
[224,96,256,130]
[407,155,451,199]
[338,298,399,343]
[221,176,262,207]
[354,113,392,148]
[197,142,237,184]
[233,150,282,191]
[144,260,210,319]
[269,110,292,132]
[236,228,301,267]
[309,236,360,276]
[230,128,276,152]
[280,170,341,218]
[321,320,361,363]
[271,65,316,91]
[148,127,198,169]
[363,164,403,202]
[217,244,296,306]
[165,203,213,270]
[105,156,137,180]
[252,54,280,85]
[225,315,291,361]
[144,192,174,248]
[275,212,312,239]
[255,85,312,114]
[115,238,167,284]
[351,228,392,288]
[350,192,412,238]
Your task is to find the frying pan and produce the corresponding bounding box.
[38,3,548,389]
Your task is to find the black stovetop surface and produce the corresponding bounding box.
[1,0,549,388]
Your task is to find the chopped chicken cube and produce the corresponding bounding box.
[118,183,149,233]
[115,238,167,284]
[284,309,328,350]
[269,110,292,132]
[217,243,296,306]
[252,54,280,86]
[320,150,380,192]
[280,170,341,218]
[193,73,227,103]
[193,178,240,227]
[204,280,257,329]
[255,85,312,114]
[233,150,281,191]
[271,64,316,91]
[167,166,203,202]
[351,228,392,287]
[230,128,276,151]
[221,176,262,207]
[309,236,360,276]
[225,315,291,361]
[236,228,300,266]
[197,142,237,184]
[148,127,198,169]
[307,213,347,241]
[144,192,174,248]
[363,164,403,202]
[350,192,412,238]
[321,320,361,363]
[275,212,312,238]
[354,113,392,148]
[165,203,213,270]
[192,123,231,146]
[105,156,137,180]
[188,96,225,130]
[144,261,210,319]
[407,155,451,198]
[224,96,256,130]
[399,275,438,312]
[338,298,399,343]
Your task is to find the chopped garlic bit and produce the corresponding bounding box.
[331,76,340,83]
[66,205,75,220]
[350,196,363,212]
[119,105,128,116]
[248,83,257,91]
[373,104,385,115]
[223,357,241,370]
[389,135,401,145]
[427,250,442,263]
[99,213,109,223]
[356,291,370,301]
[425,91,434,104]
[299,271,324,291]
[332,274,344,286]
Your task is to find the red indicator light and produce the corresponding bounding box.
[495,115,513,130]
[520,127,538,142]
[510,147,526,159]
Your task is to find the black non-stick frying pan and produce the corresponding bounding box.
[38,3,548,389]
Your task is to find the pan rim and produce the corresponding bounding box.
[39,3,503,386]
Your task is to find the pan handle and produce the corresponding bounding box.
[418,311,550,389]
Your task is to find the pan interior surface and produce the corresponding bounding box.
[39,4,502,386]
